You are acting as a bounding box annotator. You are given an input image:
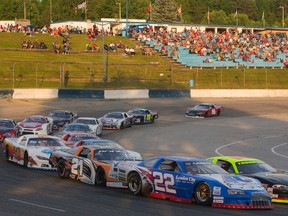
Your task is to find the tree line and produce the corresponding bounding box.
[0,0,288,28]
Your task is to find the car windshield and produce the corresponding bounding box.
[75,119,96,125]
[94,149,131,161]
[236,161,277,174]
[27,138,64,147]
[194,105,210,110]
[25,117,47,123]
[50,112,71,118]
[0,120,14,129]
[71,135,95,141]
[63,124,91,133]
[184,161,227,174]
[81,140,123,149]
[105,113,123,119]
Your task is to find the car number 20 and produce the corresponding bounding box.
[153,171,176,194]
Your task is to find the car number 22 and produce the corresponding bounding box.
[153,171,176,194]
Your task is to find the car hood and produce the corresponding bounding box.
[101,118,119,123]
[0,128,14,133]
[30,146,69,155]
[19,122,43,128]
[52,118,70,123]
[245,172,288,185]
[202,174,263,190]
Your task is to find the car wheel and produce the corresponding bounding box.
[23,152,29,167]
[194,182,213,206]
[57,159,70,178]
[120,122,124,129]
[5,146,10,161]
[216,111,221,116]
[95,167,106,186]
[128,172,142,195]
[140,117,144,125]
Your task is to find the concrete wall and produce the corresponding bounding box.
[3,89,288,99]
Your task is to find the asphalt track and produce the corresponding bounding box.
[0,98,288,216]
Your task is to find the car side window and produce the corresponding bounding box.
[216,160,234,173]
[78,148,90,158]
[124,113,128,118]
[158,160,180,172]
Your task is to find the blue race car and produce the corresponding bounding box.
[108,156,272,209]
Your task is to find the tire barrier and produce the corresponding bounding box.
[0,90,14,98]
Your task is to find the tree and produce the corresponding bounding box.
[151,0,178,22]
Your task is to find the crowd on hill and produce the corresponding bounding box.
[132,25,288,65]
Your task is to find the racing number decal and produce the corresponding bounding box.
[211,109,216,115]
[146,114,151,121]
[71,158,84,177]
[153,171,176,194]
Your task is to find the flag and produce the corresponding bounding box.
[146,3,152,14]
[262,11,265,21]
[233,10,238,19]
[77,1,86,9]
[177,6,182,17]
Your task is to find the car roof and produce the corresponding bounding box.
[148,156,208,162]
[76,117,97,120]
[209,156,263,163]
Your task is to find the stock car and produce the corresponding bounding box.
[18,115,53,135]
[73,117,103,136]
[208,156,288,204]
[127,108,159,124]
[49,145,142,188]
[3,135,69,169]
[60,133,98,148]
[0,118,18,142]
[185,103,223,118]
[108,156,272,209]
[55,123,95,137]
[99,112,132,130]
[48,110,78,130]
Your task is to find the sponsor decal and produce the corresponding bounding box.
[175,175,195,183]
[213,186,221,195]
[41,149,53,154]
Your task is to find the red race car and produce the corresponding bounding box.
[186,103,223,118]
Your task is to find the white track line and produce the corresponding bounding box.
[9,198,66,212]
[215,135,283,156]
[271,143,288,159]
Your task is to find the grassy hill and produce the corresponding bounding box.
[0,32,287,89]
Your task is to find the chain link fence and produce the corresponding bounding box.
[1,61,287,89]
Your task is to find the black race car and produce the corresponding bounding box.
[127,108,158,124]
[48,110,78,130]
[208,156,288,204]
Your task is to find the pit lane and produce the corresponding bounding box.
[0,98,287,216]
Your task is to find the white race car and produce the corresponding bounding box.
[3,135,69,170]
[18,115,53,135]
[99,112,132,130]
[73,117,103,136]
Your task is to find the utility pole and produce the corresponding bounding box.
[116,2,121,21]
[50,0,53,23]
[24,0,27,19]
[280,6,285,27]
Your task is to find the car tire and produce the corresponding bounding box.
[23,151,29,167]
[194,182,213,206]
[57,159,70,178]
[95,167,106,186]
[5,146,10,161]
[120,122,124,129]
[128,172,142,195]
[217,111,221,116]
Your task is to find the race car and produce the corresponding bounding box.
[48,110,78,130]
[99,112,132,130]
[207,156,288,204]
[18,115,53,135]
[185,103,223,118]
[0,118,19,142]
[60,133,99,148]
[108,156,272,209]
[3,135,69,169]
[127,108,159,124]
[73,117,103,136]
[55,123,95,137]
[49,145,142,188]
